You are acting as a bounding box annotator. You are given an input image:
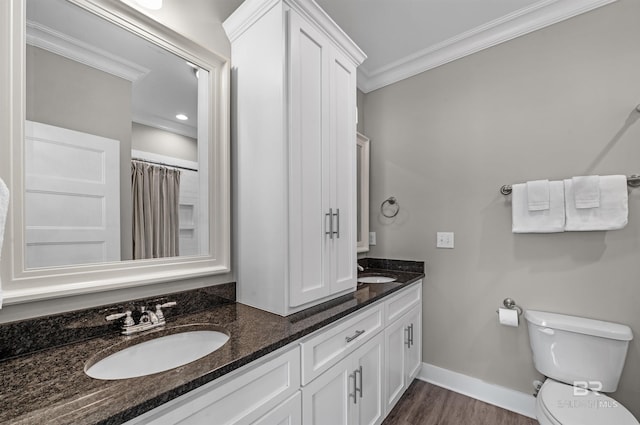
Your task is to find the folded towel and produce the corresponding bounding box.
[512,180,565,233]
[527,179,550,211]
[572,175,600,209]
[0,178,8,309]
[564,175,627,231]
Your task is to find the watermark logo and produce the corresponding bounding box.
[573,380,602,396]
[555,381,619,409]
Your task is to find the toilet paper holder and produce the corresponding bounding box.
[495,298,523,316]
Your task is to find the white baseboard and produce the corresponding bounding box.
[417,363,537,419]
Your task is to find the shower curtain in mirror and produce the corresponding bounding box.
[131,160,180,259]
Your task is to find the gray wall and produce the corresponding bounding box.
[0,2,237,324]
[363,0,640,416]
[132,122,198,162]
[26,46,133,261]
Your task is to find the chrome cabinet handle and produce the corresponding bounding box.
[345,329,365,343]
[333,208,340,238]
[325,208,333,239]
[356,365,363,399]
[405,326,411,348]
[350,371,358,404]
[409,323,414,347]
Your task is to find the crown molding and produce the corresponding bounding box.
[287,0,366,66]
[222,0,280,43]
[357,0,618,93]
[26,20,149,83]
[223,0,366,66]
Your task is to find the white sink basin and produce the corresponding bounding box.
[85,330,229,380]
[358,276,397,284]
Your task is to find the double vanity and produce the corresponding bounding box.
[0,260,424,424]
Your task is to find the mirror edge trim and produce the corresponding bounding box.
[356,132,370,254]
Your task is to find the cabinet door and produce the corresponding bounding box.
[328,48,357,295]
[303,332,384,425]
[302,357,351,425]
[405,305,422,382]
[384,313,408,412]
[251,392,301,425]
[288,11,332,307]
[353,332,385,425]
[384,304,422,414]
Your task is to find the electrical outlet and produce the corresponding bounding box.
[369,232,376,245]
[436,232,454,248]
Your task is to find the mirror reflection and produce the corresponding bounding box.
[25,0,210,269]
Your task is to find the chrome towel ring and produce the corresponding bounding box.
[381,196,399,218]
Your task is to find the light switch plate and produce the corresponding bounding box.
[436,232,454,248]
[369,232,376,245]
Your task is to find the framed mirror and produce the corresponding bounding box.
[357,132,370,253]
[0,0,230,304]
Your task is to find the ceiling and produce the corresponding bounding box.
[312,0,616,92]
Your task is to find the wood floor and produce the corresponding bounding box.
[382,380,538,425]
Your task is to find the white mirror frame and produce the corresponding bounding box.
[0,0,230,304]
[357,132,370,253]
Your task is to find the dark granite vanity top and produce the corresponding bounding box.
[0,260,424,425]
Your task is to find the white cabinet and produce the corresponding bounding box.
[384,304,422,413]
[224,0,367,316]
[123,346,300,425]
[124,281,422,425]
[302,332,385,425]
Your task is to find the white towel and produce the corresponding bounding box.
[512,180,565,233]
[564,175,628,231]
[527,179,550,211]
[0,178,8,309]
[572,175,600,209]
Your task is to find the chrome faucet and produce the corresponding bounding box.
[106,301,176,335]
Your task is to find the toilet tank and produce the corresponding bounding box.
[525,310,633,392]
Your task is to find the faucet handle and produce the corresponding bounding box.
[155,301,176,323]
[106,310,134,327]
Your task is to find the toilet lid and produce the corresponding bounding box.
[539,380,639,425]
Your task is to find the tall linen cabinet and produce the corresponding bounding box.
[224,0,366,315]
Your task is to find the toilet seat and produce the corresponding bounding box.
[537,379,639,425]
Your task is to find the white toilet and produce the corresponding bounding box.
[525,310,639,425]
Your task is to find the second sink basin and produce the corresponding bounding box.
[358,275,397,284]
[85,328,229,380]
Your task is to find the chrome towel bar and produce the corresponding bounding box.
[500,174,640,195]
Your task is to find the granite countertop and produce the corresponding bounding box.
[0,263,423,425]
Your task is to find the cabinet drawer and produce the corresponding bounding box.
[384,281,422,325]
[300,304,383,385]
[126,346,300,425]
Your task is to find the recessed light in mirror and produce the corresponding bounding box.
[176,114,188,121]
